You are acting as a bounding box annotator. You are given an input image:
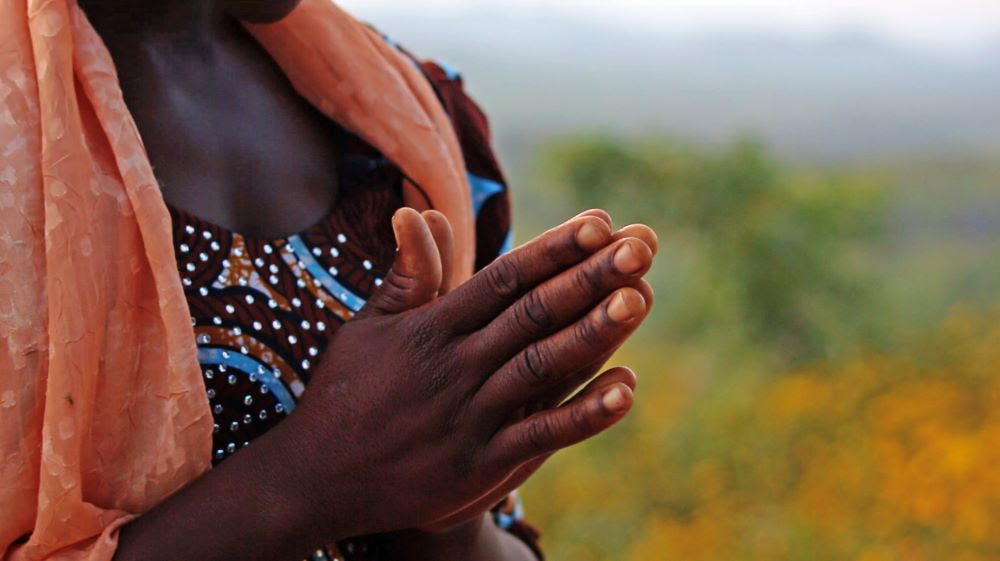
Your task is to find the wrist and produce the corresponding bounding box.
[268,406,365,542]
[379,514,508,561]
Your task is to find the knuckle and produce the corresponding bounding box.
[376,270,418,309]
[516,290,555,334]
[402,315,451,393]
[483,258,520,299]
[574,260,606,298]
[516,344,551,386]
[407,313,441,351]
[523,417,551,452]
[575,315,606,350]
[541,229,572,262]
[568,402,591,434]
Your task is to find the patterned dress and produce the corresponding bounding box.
[168,59,541,560]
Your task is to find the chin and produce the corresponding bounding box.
[223,0,304,23]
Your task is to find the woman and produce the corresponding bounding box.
[0,1,657,559]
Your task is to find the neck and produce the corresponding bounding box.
[78,0,228,48]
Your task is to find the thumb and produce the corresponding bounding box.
[356,207,443,319]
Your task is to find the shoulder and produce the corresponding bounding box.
[372,28,514,266]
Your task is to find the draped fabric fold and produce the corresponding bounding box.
[0,0,474,558]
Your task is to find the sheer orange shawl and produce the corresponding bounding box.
[0,0,474,558]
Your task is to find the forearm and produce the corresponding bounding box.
[113,416,346,561]
[378,514,538,561]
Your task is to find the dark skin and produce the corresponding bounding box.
[79,1,660,559]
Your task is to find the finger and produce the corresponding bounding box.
[572,208,612,228]
[428,366,637,532]
[355,208,442,319]
[469,237,653,364]
[614,224,658,256]
[422,209,454,295]
[565,366,637,401]
[475,286,648,417]
[486,378,634,470]
[536,280,652,410]
[437,216,613,333]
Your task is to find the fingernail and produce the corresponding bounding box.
[576,221,606,251]
[613,241,643,274]
[607,291,634,322]
[602,385,630,414]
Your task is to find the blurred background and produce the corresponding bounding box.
[342,1,1000,559]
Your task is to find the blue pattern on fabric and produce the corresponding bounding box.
[468,172,505,216]
[286,235,368,312]
[197,347,297,413]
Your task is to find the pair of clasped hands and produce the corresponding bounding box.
[293,208,657,537]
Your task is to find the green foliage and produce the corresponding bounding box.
[542,135,889,363]
[520,136,1000,560]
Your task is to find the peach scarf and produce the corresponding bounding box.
[0,0,474,558]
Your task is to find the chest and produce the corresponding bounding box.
[116,33,342,238]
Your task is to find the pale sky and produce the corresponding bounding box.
[339,0,1000,54]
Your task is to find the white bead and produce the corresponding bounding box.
[225,304,235,314]
[185,225,195,234]
[271,320,281,329]
[288,334,298,344]
[337,233,347,243]
[180,243,190,252]
[292,297,301,307]
[263,244,273,254]
[202,230,212,240]
[245,294,255,304]
[252,321,262,330]
[308,346,318,356]
[363,260,373,270]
